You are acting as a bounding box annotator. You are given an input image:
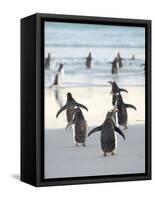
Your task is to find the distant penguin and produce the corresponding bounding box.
[115,93,137,129]
[85,52,93,69]
[51,63,64,86]
[117,52,123,68]
[111,57,118,74]
[131,54,135,60]
[66,108,87,147]
[88,109,125,156]
[108,81,128,106]
[44,53,51,70]
[140,63,145,72]
[56,92,88,122]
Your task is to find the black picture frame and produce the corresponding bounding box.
[21,13,151,187]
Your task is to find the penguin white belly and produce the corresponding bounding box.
[72,125,76,144]
[114,131,117,150]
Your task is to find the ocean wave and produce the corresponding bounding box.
[45,43,145,49]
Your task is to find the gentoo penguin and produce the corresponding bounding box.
[115,93,137,129]
[131,54,135,60]
[117,52,123,68]
[140,63,145,72]
[88,109,125,156]
[108,81,128,106]
[44,53,51,70]
[66,108,87,147]
[85,52,93,69]
[56,92,88,122]
[111,57,118,74]
[51,63,64,87]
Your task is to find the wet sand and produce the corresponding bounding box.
[44,86,145,178]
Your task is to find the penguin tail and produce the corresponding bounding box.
[125,104,137,110]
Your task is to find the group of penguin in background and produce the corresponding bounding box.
[55,81,137,157]
[44,52,145,84]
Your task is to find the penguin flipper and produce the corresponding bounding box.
[113,123,126,140]
[56,104,67,118]
[125,104,137,110]
[76,103,88,111]
[88,126,102,137]
[119,88,128,93]
[66,120,75,130]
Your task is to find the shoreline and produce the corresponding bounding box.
[45,86,145,129]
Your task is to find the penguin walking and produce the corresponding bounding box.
[115,93,137,129]
[88,109,125,156]
[85,52,93,69]
[51,63,64,87]
[44,53,51,70]
[56,92,88,122]
[111,57,118,74]
[108,81,128,106]
[117,52,123,68]
[66,108,87,147]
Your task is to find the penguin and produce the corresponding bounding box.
[88,109,125,156]
[111,57,118,74]
[115,93,137,129]
[50,63,64,87]
[66,108,87,147]
[140,63,145,72]
[108,81,128,106]
[44,53,51,70]
[131,54,135,60]
[85,52,93,69]
[117,52,123,68]
[56,92,88,122]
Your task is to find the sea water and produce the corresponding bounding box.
[44,22,145,87]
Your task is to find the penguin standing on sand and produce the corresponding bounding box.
[66,108,87,147]
[88,109,125,156]
[115,93,137,129]
[108,81,128,106]
[56,92,88,122]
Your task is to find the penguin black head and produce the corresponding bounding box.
[106,107,118,119]
[108,81,117,86]
[58,64,63,72]
[74,108,84,119]
[67,92,73,100]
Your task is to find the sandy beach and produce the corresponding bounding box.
[44,86,145,178]
[45,86,145,129]
[45,124,145,178]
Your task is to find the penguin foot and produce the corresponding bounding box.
[82,142,86,147]
[104,152,107,157]
[111,151,116,156]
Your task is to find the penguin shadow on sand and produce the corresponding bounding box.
[108,81,137,129]
[56,92,88,147]
[87,108,126,157]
